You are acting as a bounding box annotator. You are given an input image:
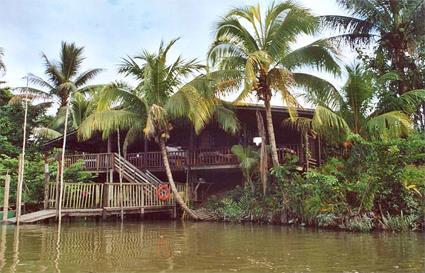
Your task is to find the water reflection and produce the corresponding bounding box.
[0,221,423,273]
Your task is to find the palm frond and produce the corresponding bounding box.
[366,111,412,140]
[312,105,350,140]
[281,39,341,76]
[60,41,84,79]
[74,68,103,88]
[294,73,341,110]
[33,127,62,140]
[78,110,141,140]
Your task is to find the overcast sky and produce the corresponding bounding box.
[0,0,350,106]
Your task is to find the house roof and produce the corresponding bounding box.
[42,104,315,149]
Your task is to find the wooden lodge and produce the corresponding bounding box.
[45,105,321,200]
[7,105,321,223]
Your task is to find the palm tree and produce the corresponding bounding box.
[33,90,102,140]
[79,39,239,219]
[231,144,259,192]
[293,64,425,142]
[321,0,425,95]
[26,41,102,108]
[209,1,340,167]
[0,47,5,74]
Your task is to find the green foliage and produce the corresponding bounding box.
[381,212,418,232]
[207,135,425,231]
[345,215,374,232]
[206,186,264,222]
[0,154,44,204]
[62,160,95,183]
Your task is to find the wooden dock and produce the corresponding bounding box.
[5,182,185,224]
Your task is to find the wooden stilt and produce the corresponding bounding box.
[55,160,61,218]
[2,174,10,221]
[15,154,23,224]
[43,154,50,209]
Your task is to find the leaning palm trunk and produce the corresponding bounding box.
[256,111,268,195]
[159,138,199,220]
[264,99,279,167]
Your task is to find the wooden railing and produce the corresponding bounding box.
[127,147,240,170]
[47,182,186,210]
[63,144,316,172]
[64,153,113,171]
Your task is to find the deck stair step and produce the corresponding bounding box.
[113,153,160,188]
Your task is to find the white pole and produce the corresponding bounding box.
[2,173,10,221]
[57,92,73,224]
[117,129,123,221]
[16,77,29,225]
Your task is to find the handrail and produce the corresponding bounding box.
[63,144,316,172]
[47,182,186,210]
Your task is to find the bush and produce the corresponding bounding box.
[345,215,374,232]
[206,135,425,231]
[381,212,418,232]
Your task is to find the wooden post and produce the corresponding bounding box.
[15,154,23,224]
[55,160,61,217]
[2,174,10,221]
[317,136,322,167]
[117,130,124,221]
[242,122,247,146]
[172,206,177,219]
[304,133,309,172]
[102,183,109,220]
[43,154,50,209]
[107,135,112,153]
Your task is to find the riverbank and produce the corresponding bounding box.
[202,138,425,232]
[203,186,424,233]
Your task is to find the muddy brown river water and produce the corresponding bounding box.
[0,221,423,273]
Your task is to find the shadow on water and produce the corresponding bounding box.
[0,220,424,273]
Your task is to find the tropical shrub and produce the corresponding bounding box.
[381,212,419,232]
[345,215,374,232]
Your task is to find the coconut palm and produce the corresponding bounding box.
[209,1,340,167]
[79,39,239,219]
[292,64,425,142]
[24,41,102,109]
[321,0,425,94]
[0,47,5,74]
[33,90,102,140]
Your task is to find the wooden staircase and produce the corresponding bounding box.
[112,153,160,187]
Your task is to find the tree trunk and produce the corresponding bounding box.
[264,99,279,167]
[57,93,72,223]
[159,138,199,220]
[256,111,268,195]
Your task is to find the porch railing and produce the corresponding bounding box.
[47,182,185,210]
[64,153,113,170]
[63,144,316,172]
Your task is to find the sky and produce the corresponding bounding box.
[0,0,350,106]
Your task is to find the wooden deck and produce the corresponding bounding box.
[6,182,186,224]
[64,144,316,172]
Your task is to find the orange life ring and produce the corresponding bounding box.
[156,183,171,201]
